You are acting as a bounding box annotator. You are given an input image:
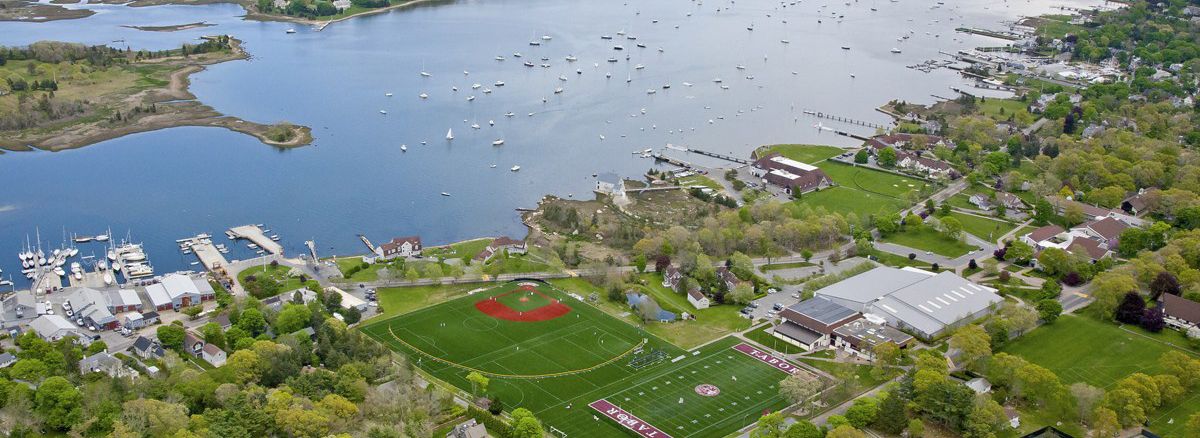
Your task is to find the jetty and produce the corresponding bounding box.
[954,27,1022,41]
[684,147,751,164]
[180,234,231,278]
[805,111,889,130]
[227,225,283,255]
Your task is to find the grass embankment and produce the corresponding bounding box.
[762,144,932,219]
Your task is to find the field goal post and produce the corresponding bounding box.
[550,425,567,438]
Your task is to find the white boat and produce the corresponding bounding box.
[541,35,552,40]
[380,110,388,114]
[510,166,520,172]
[400,145,407,152]
[420,71,431,77]
[472,83,482,89]
[781,39,790,44]
[565,55,577,62]
[646,89,656,94]
[467,95,475,101]
[285,28,296,34]
[495,55,505,61]
[488,120,494,126]
[73,236,92,243]
[554,87,564,94]
[529,40,540,46]
[103,273,113,285]
[891,48,902,53]
[601,35,612,39]
[385,92,393,97]
[513,52,522,57]
[635,64,645,70]
[53,267,65,276]
[94,234,109,242]
[558,75,567,81]
[471,123,481,129]
[446,129,454,140]
[482,88,492,94]
[419,93,428,99]
[495,81,505,86]
[441,192,451,197]
[735,65,746,70]
[492,139,505,146]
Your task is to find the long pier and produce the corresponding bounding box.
[358,234,376,253]
[686,148,751,164]
[954,27,1022,41]
[806,111,889,130]
[180,234,231,278]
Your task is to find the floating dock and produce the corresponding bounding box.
[227,225,283,255]
[180,234,232,277]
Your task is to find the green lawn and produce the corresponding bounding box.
[361,280,800,438]
[762,261,815,271]
[816,161,930,199]
[881,226,977,258]
[236,264,305,296]
[679,174,724,191]
[424,238,493,261]
[863,248,930,269]
[801,186,909,218]
[795,160,932,219]
[759,144,844,163]
[976,98,1031,122]
[1000,314,1200,437]
[373,284,477,319]
[947,212,1018,242]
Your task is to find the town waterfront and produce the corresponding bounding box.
[0,0,1099,282]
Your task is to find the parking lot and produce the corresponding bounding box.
[742,286,804,322]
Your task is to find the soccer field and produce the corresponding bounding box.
[361,281,805,438]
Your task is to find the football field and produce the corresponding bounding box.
[361,280,808,437]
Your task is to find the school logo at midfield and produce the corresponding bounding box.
[694,384,720,397]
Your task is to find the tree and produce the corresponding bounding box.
[1036,248,1071,276]
[156,324,185,352]
[1141,307,1165,332]
[873,393,907,434]
[907,419,925,438]
[466,372,489,397]
[238,308,267,336]
[1115,292,1146,324]
[121,398,189,437]
[35,376,81,431]
[509,408,544,438]
[1092,407,1121,438]
[878,148,898,167]
[826,425,865,438]
[949,325,991,370]
[634,254,647,273]
[1069,383,1104,424]
[1159,351,1200,388]
[783,421,822,438]
[1149,271,1181,299]
[274,304,313,335]
[854,149,869,164]
[1037,299,1062,323]
[941,216,964,239]
[729,284,755,305]
[844,397,879,428]
[1104,387,1148,427]
[201,322,227,350]
[1185,412,1200,438]
[752,412,787,438]
[780,373,823,407]
[1005,241,1035,265]
[1091,272,1138,317]
[964,396,1006,438]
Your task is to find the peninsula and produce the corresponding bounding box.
[0,36,311,153]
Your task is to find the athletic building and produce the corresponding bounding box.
[772,297,861,351]
[813,266,1001,339]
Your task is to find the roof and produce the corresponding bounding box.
[1162,294,1200,325]
[768,155,817,172]
[107,289,141,307]
[814,266,931,305]
[1047,195,1112,218]
[327,287,365,309]
[832,318,915,349]
[203,343,224,356]
[30,314,75,336]
[380,236,422,252]
[0,352,14,364]
[687,288,707,301]
[1025,225,1065,242]
[1084,217,1129,241]
[133,336,154,351]
[491,236,524,247]
[1067,237,1109,260]
[141,311,159,320]
[773,321,822,345]
[145,283,172,307]
[785,297,859,326]
[597,172,622,185]
[67,288,115,325]
[871,271,1002,336]
[79,352,121,373]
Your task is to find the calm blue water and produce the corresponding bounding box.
[0,0,1100,284]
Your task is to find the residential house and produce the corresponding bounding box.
[831,317,914,360]
[2,291,37,319]
[213,313,232,330]
[1122,189,1154,216]
[773,297,862,351]
[965,377,992,394]
[895,153,954,179]
[184,331,205,357]
[687,288,710,310]
[716,266,744,291]
[28,314,80,341]
[1076,217,1128,248]
[661,265,683,291]
[124,313,145,330]
[145,273,215,311]
[375,236,422,260]
[474,237,528,263]
[447,419,490,438]
[332,0,351,10]
[132,336,165,360]
[326,287,367,312]
[79,351,134,378]
[202,343,227,367]
[1161,294,1200,334]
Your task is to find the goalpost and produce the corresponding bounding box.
[550,425,567,438]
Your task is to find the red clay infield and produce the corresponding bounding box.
[475,287,572,322]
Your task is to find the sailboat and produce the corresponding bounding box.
[419,60,431,77]
[400,144,408,152]
[446,129,454,141]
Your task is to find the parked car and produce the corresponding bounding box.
[790,293,800,299]
[772,303,784,311]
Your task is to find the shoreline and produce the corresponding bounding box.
[0,37,313,153]
[241,0,450,30]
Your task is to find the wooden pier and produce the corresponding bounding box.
[686,148,751,164]
[181,235,231,279]
[954,27,1021,41]
[807,111,889,130]
[358,234,376,253]
[228,225,283,255]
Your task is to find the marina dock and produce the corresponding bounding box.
[179,234,231,278]
[804,110,889,130]
[227,225,284,255]
[685,147,751,165]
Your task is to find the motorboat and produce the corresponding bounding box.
[495,80,505,86]
[613,45,624,50]
[285,28,296,34]
[601,35,612,39]
[495,55,505,61]
[510,165,521,172]
[891,48,902,53]
[492,139,505,146]
[565,55,577,62]
[635,64,645,69]
[419,93,428,99]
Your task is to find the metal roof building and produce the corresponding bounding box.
[814,266,1001,339]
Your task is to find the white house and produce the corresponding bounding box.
[374,236,422,260]
[687,288,710,310]
[327,287,367,312]
[202,343,227,367]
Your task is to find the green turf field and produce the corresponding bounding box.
[361,281,803,438]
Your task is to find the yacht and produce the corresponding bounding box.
[601,35,613,40]
[505,112,515,117]
[541,35,552,40]
[492,139,505,146]
[510,165,521,172]
[495,55,505,61]
[467,95,476,101]
[890,48,902,53]
[285,28,296,34]
[385,92,393,97]
[472,83,482,89]
[441,192,451,197]
[636,43,647,48]
[565,55,578,62]
[524,61,535,67]
[635,64,645,69]
[420,71,431,77]
[73,235,92,243]
[94,234,109,242]
[529,40,540,46]
[513,52,522,58]
[554,87,564,94]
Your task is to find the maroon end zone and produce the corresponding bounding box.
[589,399,673,438]
[732,343,801,375]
